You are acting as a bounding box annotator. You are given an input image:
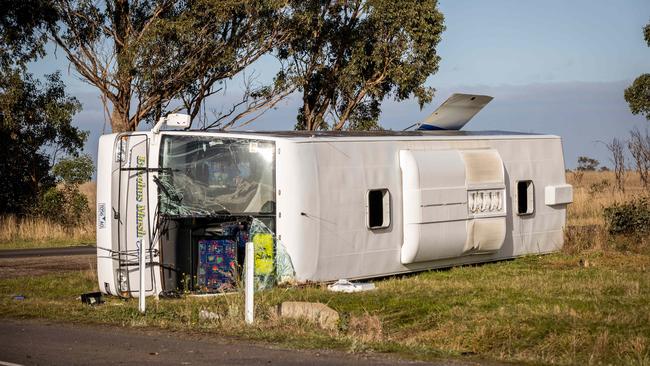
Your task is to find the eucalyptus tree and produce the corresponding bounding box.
[624,22,650,120]
[277,0,445,131]
[0,0,58,72]
[50,0,289,132]
[1,0,87,215]
[0,71,85,214]
[623,22,650,192]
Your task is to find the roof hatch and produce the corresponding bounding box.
[417,93,493,131]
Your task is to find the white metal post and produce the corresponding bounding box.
[139,240,146,313]
[245,241,254,324]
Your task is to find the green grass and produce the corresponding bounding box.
[1,250,649,365]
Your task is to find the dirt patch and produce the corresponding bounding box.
[0,255,96,279]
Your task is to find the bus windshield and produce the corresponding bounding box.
[158,135,275,216]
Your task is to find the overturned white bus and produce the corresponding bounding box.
[96,94,573,298]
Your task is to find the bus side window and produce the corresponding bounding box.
[517,180,534,215]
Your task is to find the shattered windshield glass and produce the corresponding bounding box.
[158,135,275,216]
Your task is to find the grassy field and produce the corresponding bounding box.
[0,173,649,365]
[567,170,644,227]
[0,182,96,249]
[1,251,648,365]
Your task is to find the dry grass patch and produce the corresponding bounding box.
[0,182,96,249]
[0,215,95,249]
[567,170,646,227]
[347,314,383,343]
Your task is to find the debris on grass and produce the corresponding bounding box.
[199,309,221,321]
[327,279,376,293]
[80,291,103,305]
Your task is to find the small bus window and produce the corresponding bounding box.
[517,180,534,215]
[367,189,390,229]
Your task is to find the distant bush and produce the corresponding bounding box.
[39,187,89,227]
[38,155,93,227]
[577,156,599,171]
[52,155,93,185]
[603,197,650,236]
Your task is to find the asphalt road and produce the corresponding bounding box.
[0,246,96,259]
[0,320,481,366]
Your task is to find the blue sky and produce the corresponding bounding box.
[30,0,650,168]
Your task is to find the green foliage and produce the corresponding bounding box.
[0,0,93,224]
[0,0,58,70]
[39,188,65,217]
[603,197,650,236]
[39,186,90,227]
[346,100,384,131]
[52,155,94,185]
[625,22,650,119]
[278,0,445,130]
[40,155,94,226]
[577,156,599,171]
[625,73,650,120]
[0,70,85,215]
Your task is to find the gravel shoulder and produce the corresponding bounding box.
[0,254,95,279]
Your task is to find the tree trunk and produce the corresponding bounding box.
[111,108,130,133]
[111,0,133,133]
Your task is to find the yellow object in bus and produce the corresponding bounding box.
[253,233,274,276]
